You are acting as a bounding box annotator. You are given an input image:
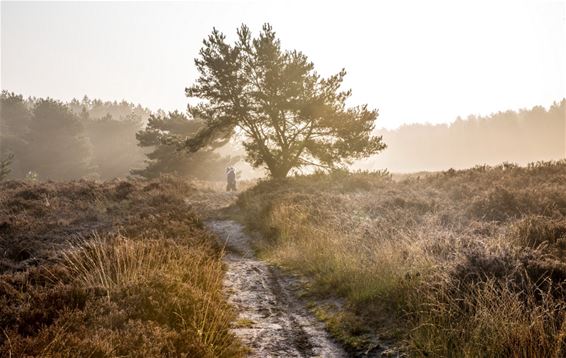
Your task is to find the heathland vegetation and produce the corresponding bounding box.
[0,177,243,357]
[238,161,566,357]
[2,162,565,356]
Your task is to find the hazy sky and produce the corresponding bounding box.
[1,0,565,129]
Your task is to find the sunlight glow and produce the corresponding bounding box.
[1,0,564,128]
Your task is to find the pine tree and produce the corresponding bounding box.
[184,24,386,178]
[0,91,31,178]
[25,99,95,180]
[0,153,14,181]
[132,111,233,180]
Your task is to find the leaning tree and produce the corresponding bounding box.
[184,24,386,178]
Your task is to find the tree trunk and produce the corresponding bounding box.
[269,165,290,179]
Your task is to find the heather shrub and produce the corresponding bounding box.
[238,160,566,355]
[509,216,566,250]
[0,177,243,357]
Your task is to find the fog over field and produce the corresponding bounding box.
[1,93,563,180]
[2,1,564,179]
[359,100,566,173]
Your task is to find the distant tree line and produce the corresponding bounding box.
[0,91,231,181]
[0,92,147,180]
[361,100,566,173]
[2,90,563,180]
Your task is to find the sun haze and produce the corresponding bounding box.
[1,0,564,129]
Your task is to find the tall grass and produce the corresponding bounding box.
[409,277,566,358]
[264,201,433,306]
[57,234,238,357]
[61,234,163,295]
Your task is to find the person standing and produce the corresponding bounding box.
[226,167,237,192]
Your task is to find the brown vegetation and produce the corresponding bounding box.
[0,177,243,357]
[238,161,566,357]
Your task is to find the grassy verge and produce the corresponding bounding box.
[238,162,566,357]
[0,176,243,357]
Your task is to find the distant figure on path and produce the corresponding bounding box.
[226,167,236,192]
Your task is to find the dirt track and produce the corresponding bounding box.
[207,220,347,357]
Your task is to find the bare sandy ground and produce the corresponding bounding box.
[207,219,348,358]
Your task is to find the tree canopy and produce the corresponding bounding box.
[132,111,234,180]
[25,98,95,180]
[184,24,385,178]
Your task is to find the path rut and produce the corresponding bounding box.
[207,219,347,358]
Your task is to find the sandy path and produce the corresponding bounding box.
[207,219,347,358]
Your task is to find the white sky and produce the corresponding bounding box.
[1,0,565,129]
